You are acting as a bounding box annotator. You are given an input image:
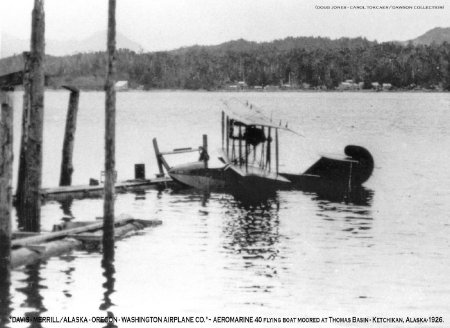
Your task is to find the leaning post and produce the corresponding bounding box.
[103,0,117,255]
[152,138,165,177]
[0,88,14,276]
[59,86,80,186]
[21,0,45,231]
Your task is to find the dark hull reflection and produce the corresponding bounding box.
[170,183,373,207]
[311,185,374,207]
[222,196,280,258]
[311,187,374,236]
[220,194,281,298]
[165,189,283,296]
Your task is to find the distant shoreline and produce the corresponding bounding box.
[40,87,448,93]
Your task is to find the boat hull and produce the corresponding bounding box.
[167,145,374,196]
[168,162,290,193]
[169,168,226,190]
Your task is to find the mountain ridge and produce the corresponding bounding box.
[407,27,450,45]
[1,31,143,58]
[2,26,449,59]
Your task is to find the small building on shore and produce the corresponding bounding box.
[371,82,380,90]
[237,81,248,90]
[263,85,280,91]
[382,83,392,90]
[224,81,248,91]
[115,80,129,91]
[280,83,294,90]
[338,79,359,90]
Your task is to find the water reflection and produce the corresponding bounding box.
[16,263,47,328]
[99,255,115,311]
[133,190,146,201]
[58,199,74,218]
[312,186,374,207]
[313,186,374,237]
[221,194,281,293]
[0,255,12,328]
[100,237,117,328]
[60,255,76,298]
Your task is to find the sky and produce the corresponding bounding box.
[0,0,449,52]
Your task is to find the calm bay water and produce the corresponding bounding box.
[4,91,450,326]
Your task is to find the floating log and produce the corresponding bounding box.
[11,238,82,269]
[69,219,162,243]
[11,215,162,268]
[12,231,41,239]
[12,214,134,248]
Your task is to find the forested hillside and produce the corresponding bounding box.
[409,27,450,45]
[1,36,449,90]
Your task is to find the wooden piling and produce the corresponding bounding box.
[0,89,14,272]
[226,117,229,157]
[59,86,80,186]
[134,164,145,180]
[275,129,279,175]
[20,0,45,232]
[267,127,272,172]
[238,126,242,166]
[104,0,117,254]
[221,111,225,149]
[203,134,208,169]
[16,52,31,212]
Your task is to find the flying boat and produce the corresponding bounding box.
[153,99,373,195]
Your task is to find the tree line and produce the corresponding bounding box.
[1,36,449,90]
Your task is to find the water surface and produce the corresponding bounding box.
[4,91,450,326]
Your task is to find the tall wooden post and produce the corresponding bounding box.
[0,88,14,277]
[103,0,117,255]
[59,86,80,186]
[238,126,242,166]
[21,0,45,232]
[202,134,208,169]
[221,111,224,149]
[267,127,271,172]
[275,129,279,176]
[16,52,31,210]
[226,117,229,157]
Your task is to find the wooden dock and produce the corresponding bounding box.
[39,177,174,201]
